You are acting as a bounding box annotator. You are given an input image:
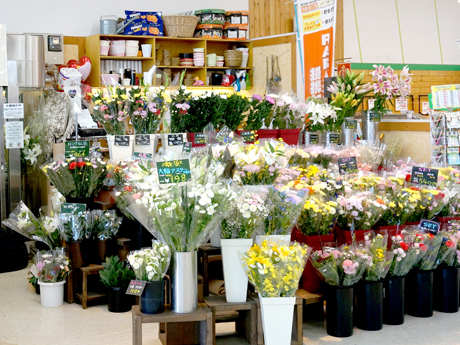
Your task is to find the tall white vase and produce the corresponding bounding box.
[259,295,296,345]
[157,133,187,158]
[107,134,134,161]
[221,238,253,303]
[256,235,291,246]
[38,280,66,307]
[133,134,157,156]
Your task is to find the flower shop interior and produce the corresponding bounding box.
[3,0,460,344]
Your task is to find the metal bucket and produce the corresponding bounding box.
[100,16,118,35]
[341,118,357,146]
[322,131,340,149]
[362,111,380,142]
[171,251,198,313]
[304,131,321,146]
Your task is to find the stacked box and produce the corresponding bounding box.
[223,24,248,40]
[124,10,164,36]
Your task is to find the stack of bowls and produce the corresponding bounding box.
[207,53,217,67]
[216,56,224,67]
[193,48,205,67]
[179,53,194,67]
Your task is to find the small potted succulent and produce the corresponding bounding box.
[99,255,135,313]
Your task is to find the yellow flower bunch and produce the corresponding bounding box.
[298,196,339,236]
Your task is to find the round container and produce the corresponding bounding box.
[179,53,193,59]
[193,48,205,52]
[38,280,66,307]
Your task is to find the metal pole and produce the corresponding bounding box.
[0,86,6,228]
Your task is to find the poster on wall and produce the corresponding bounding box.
[295,0,337,99]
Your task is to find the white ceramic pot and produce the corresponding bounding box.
[38,280,66,307]
[221,238,253,303]
[256,235,291,246]
[133,134,157,156]
[157,133,187,158]
[259,294,296,345]
[107,134,134,161]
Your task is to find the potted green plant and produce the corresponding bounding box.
[99,255,135,313]
[244,94,276,140]
[221,93,250,133]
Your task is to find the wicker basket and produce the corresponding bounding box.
[224,50,243,67]
[171,57,181,66]
[163,15,199,38]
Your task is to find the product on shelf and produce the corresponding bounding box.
[223,23,248,40]
[194,24,223,39]
[123,11,164,36]
[225,11,249,25]
[195,9,226,25]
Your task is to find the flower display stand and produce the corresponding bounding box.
[334,227,368,246]
[132,304,213,345]
[76,264,106,309]
[204,295,257,345]
[198,244,222,297]
[278,129,301,145]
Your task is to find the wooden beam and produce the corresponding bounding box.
[335,0,344,61]
[379,122,429,132]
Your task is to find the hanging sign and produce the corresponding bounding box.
[410,166,438,186]
[3,103,24,119]
[422,102,430,115]
[5,121,24,148]
[157,159,191,184]
[395,97,408,111]
[126,280,146,296]
[420,219,440,235]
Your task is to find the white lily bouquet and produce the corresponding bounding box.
[127,240,171,281]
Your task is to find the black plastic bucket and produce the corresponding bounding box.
[383,276,405,325]
[434,266,459,313]
[326,285,354,337]
[355,280,383,331]
[406,270,433,318]
[140,280,165,314]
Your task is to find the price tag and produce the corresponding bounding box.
[368,99,375,110]
[167,134,183,146]
[422,102,430,115]
[338,157,358,174]
[126,280,147,296]
[216,125,231,139]
[240,130,256,143]
[345,119,357,130]
[395,97,408,111]
[309,134,319,144]
[115,135,130,146]
[3,103,24,119]
[135,135,150,146]
[329,133,340,144]
[410,166,438,186]
[60,203,86,214]
[420,219,440,235]
[182,142,192,154]
[156,159,191,184]
[194,133,206,144]
[65,141,90,158]
[5,121,24,148]
[133,152,152,159]
[369,112,380,122]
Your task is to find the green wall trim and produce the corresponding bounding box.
[351,63,460,71]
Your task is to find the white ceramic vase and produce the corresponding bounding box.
[259,294,296,345]
[38,280,66,307]
[107,134,134,161]
[157,133,187,158]
[221,238,253,303]
[133,134,157,156]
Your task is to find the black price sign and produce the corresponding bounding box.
[410,166,438,186]
[65,141,89,158]
[338,157,359,174]
[61,203,86,214]
[309,134,319,144]
[115,135,130,146]
[241,130,256,143]
[217,125,231,139]
[369,112,380,122]
[420,219,440,235]
[182,142,192,154]
[168,134,183,146]
[194,132,206,144]
[135,135,150,146]
[329,133,340,143]
[345,119,357,129]
[157,159,192,184]
[133,152,152,160]
[126,280,147,296]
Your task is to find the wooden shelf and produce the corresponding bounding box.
[157,66,204,69]
[207,67,253,70]
[101,56,153,60]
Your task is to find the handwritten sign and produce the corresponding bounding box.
[420,219,440,235]
[329,133,340,144]
[65,141,89,158]
[345,119,357,130]
[5,121,23,148]
[126,280,146,296]
[410,166,438,186]
[135,135,150,146]
[115,135,130,146]
[309,134,319,144]
[241,130,256,143]
[156,159,191,184]
[133,152,152,160]
[194,132,206,144]
[182,142,192,154]
[167,134,183,146]
[4,103,24,119]
[338,157,358,174]
[60,203,86,214]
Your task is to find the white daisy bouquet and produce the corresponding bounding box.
[2,201,61,249]
[35,248,71,283]
[127,241,171,282]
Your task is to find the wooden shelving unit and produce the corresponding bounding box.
[86,34,253,88]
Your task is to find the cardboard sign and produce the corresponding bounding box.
[338,157,358,174]
[420,219,440,235]
[344,119,357,130]
[369,112,380,122]
[126,280,147,296]
[135,135,150,146]
[194,133,206,144]
[65,141,90,158]
[156,159,191,184]
[167,134,183,146]
[410,166,438,186]
[368,99,375,110]
[329,133,340,144]
[3,103,24,119]
[60,203,86,214]
[182,142,192,154]
[114,135,130,146]
[395,97,408,111]
[133,152,152,160]
[240,130,256,142]
[422,102,430,115]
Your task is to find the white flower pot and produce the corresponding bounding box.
[157,133,187,158]
[210,225,221,247]
[133,134,157,156]
[38,280,66,307]
[256,235,291,246]
[107,134,134,161]
[259,294,296,345]
[221,238,253,303]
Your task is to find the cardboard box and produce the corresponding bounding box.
[124,11,164,36]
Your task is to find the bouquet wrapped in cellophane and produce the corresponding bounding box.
[432,232,459,268]
[41,157,107,198]
[297,195,339,236]
[128,86,166,134]
[127,240,171,282]
[86,210,123,240]
[35,248,71,283]
[58,210,88,243]
[415,231,444,271]
[359,231,394,281]
[310,247,367,286]
[387,231,427,277]
[2,201,61,249]
[241,240,310,297]
[378,187,420,227]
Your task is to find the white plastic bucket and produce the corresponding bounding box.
[38,280,66,307]
[260,295,296,345]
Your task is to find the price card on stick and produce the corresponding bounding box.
[240,130,256,143]
[368,99,375,110]
[420,219,440,235]
[65,140,90,158]
[157,159,191,184]
[182,142,192,154]
[338,157,359,175]
[126,280,147,296]
[410,166,438,186]
[61,203,86,214]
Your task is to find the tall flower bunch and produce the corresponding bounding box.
[360,232,394,281]
[89,87,129,135]
[432,232,458,268]
[127,241,171,281]
[337,192,387,231]
[378,188,420,226]
[272,94,307,130]
[41,157,107,198]
[305,101,340,132]
[297,196,339,236]
[244,94,275,130]
[2,201,61,249]
[310,247,367,286]
[222,93,251,131]
[370,65,412,115]
[35,248,71,283]
[128,86,164,134]
[387,231,427,277]
[415,232,444,271]
[170,81,192,133]
[179,92,226,133]
[241,240,310,297]
[21,126,42,166]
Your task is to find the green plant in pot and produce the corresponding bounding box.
[222,93,250,131]
[99,256,135,313]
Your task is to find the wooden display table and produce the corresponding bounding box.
[295,289,324,305]
[198,244,222,297]
[76,264,105,309]
[204,295,257,345]
[132,304,213,345]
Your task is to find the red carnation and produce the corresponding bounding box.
[419,243,427,251]
[77,162,86,168]
[435,192,444,200]
[400,242,409,251]
[69,162,77,170]
[446,240,455,248]
[405,174,411,182]
[124,186,132,192]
